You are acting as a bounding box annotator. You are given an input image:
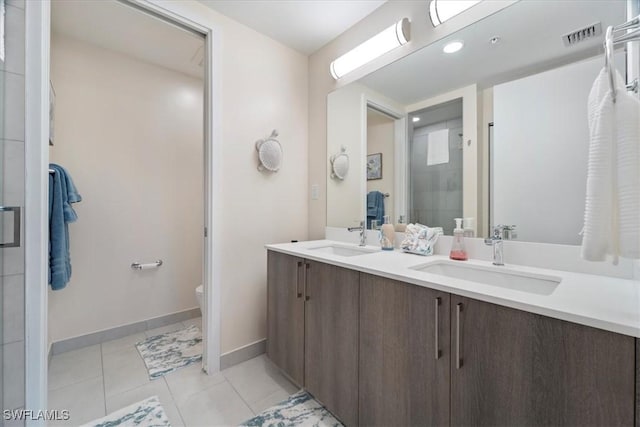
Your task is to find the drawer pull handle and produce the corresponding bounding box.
[434,297,441,360]
[456,302,463,369]
[304,262,310,301]
[296,261,303,298]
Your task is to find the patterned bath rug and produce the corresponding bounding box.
[80,396,170,427]
[136,325,202,379]
[241,390,343,427]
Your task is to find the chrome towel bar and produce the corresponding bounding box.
[131,260,163,270]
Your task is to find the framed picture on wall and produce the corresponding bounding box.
[367,153,382,180]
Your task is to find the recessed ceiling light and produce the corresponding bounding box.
[443,40,464,54]
[412,117,420,123]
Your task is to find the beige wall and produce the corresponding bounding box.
[308,1,514,238]
[151,1,309,354]
[49,34,205,342]
[50,0,309,355]
[366,111,394,223]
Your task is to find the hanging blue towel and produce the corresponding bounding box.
[49,164,82,290]
[366,191,385,229]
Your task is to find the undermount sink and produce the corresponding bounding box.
[308,244,377,257]
[411,261,561,295]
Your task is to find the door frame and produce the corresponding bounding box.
[406,85,479,236]
[24,0,222,419]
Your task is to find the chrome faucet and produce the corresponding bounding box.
[484,225,515,266]
[347,220,366,246]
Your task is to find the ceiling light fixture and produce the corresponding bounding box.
[412,117,421,123]
[429,0,481,27]
[330,18,411,80]
[443,40,464,53]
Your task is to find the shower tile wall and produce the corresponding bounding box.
[410,118,463,235]
[1,0,26,419]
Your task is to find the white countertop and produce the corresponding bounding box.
[266,240,640,338]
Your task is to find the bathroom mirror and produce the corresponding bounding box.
[326,0,629,245]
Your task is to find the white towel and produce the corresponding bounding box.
[581,68,640,262]
[427,129,450,166]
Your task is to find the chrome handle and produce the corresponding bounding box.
[131,260,163,270]
[304,262,310,301]
[296,261,303,298]
[0,206,21,248]
[456,302,463,369]
[434,297,441,360]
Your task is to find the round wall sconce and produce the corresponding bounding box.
[330,146,350,180]
[256,129,282,172]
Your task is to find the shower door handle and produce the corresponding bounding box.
[0,206,21,248]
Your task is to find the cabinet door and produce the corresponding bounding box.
[359,274,450,426]
[304,261,359,426]
[266,251,305,386]
[451,295,636,426]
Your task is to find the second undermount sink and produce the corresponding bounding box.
[411,261,561,295]
[308,244,377,257]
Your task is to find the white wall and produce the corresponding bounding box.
[366,111,394,224]
[493,54,623,245]
[48,34,204,342]
[147,0,309,354]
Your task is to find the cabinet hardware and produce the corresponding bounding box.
[456,302,463,369]
[435,297,441,360]
[305,262,310,301]
[296,261,303,298]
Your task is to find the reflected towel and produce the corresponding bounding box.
[427,129,450,166]
[366,191,385,228]
[581,68,640,262]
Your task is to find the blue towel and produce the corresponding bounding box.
[366,191,385,228]
[49,164,81,290]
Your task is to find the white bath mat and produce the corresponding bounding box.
[136,325,202,379]
[241,390,343,427]
[80,396,170,427]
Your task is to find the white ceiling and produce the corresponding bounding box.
[51,0,205,79]
[198,0,387,55]
[359,0,625,105]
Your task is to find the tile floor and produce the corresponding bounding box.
[48,318,299,426]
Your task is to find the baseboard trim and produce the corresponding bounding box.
[51,307,201,355]
[220,338,266,370]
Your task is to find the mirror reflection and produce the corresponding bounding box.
[326,0,628,245]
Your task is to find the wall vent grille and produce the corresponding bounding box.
[563,22,602,47]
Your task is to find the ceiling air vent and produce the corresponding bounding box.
[562,22,602,47]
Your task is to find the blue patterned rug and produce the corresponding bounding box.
[241,390,343,427]
[80,396,170,427]
[136,325,202,379]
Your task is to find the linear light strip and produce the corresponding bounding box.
[330,18,411,80]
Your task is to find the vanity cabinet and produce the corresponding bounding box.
[359,274,450,426]
[266,251,305,386]
[304,260,359,426]
[266,251,637,427]
[450,295,636,426]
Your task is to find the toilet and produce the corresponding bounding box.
[195,285,203,314]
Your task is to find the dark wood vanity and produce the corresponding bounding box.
[267,250,638,426]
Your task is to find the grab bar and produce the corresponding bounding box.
[131,260,163,270]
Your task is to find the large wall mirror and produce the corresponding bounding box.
[326,0,629,245]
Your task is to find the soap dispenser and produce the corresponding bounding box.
[450,218,468,261]
[380,215,395,251]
